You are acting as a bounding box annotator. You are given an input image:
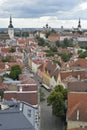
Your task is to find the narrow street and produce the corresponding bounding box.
[40,88,63,130]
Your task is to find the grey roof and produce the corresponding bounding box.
[3,77,21,84]
[0,108,35,130]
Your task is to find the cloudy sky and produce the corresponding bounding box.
[0,0,87,28]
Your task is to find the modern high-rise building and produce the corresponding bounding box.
[8,16,14,39]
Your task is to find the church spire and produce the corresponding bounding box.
[10,16,12,25]
[78,18,81,28]
[8,15,13,28]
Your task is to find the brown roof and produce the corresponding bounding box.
[48,33,59,42]
[0,84,8,90]
[68,80,87,92]
[19,74,37,84]
[70,59,87,68]
[4,92,38,105]
[6,62,25,69]
[68,92,87,121]
[1,47,10,53]
[45,61,57,76]
[0,62,5,69]
[0,34,10,40]
[70,128,87,130]
[60,70,86,81]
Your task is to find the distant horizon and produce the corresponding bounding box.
[0,18,87,29]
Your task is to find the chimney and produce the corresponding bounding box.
[19,86,22,92]
[78,75,80,80]
[77,109,80,120]
[0,105,1,110]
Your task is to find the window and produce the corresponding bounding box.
[27,109,31,117]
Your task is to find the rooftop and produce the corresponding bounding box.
[0,101,35,130]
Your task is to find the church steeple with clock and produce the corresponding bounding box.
[8,16,14,39]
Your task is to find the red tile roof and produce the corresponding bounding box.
[70,59,87,68]
[68,92,87,121]
[68,81,87,92]
[0,62,5,69]
[60,70,86,81]
[4,92,38,105]
[0,84,8,90]
[6,62,25,69]
[70,128,87,130]
[19,74,37,84]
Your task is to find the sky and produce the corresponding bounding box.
[0,0,87,28]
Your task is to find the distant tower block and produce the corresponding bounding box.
[8,16,14,39]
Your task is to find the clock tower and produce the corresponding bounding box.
[8,16,14,39]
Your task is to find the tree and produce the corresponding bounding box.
[45,31,51,38]
[38,37,45,46]
[9,48,16,53]
[52,59,61,67]
[62,38,73,48]
[63,38,69,47]
[61,53,71,62]
[9,65,22,80]
[47,85,67,120]
[0,90,4,100]
[39,88,45,101]
[79,51,87,58]
[50,46,57,52]
[56,40,60,47]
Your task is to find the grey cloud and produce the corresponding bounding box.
[0,0,87,20]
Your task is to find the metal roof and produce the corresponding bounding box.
[0,108,35,130]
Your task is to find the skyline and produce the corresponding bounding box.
[0,0,87,28]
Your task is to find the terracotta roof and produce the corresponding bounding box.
[19,74,37,84]
[1,47,10,53]
[0,84,8,90]
[0,62,5,69]
[4,92,38,105]
[68,92,87,121]
[70,59,87,68]
[68,80,87,92]
[6,62,25,69]
[70,128,87,130]
[18,39,27,44]
[45,61,57,76]
[48,33,59,42]
[60,70,86,81]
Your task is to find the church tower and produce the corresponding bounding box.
[8,16,14,39]
[78,18,81,31]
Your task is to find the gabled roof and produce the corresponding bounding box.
[0,84,8,90]
[70,59,87,68]
[60,70,86,81]
[68,92,87,121]
[4,92,38,105]
[45,61,58,76]
[0,62,5,69]
[68,80,87,92]
[70,128,87,130]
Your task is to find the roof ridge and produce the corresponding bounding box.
[68,102,80,119]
